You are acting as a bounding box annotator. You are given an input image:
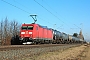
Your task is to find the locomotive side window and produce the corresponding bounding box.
[36,27,38,30]
[22,26,27,30]
[28,26,33,30]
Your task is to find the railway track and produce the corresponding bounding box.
[0,44,81,60]
[0,44,71,51]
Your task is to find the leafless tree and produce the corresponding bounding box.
[0,20,3,45]
[0,17,20,45]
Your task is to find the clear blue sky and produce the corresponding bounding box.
[0,0,90,42]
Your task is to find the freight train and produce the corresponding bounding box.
[11,23,84,45]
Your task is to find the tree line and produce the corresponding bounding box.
[0,17,21,45]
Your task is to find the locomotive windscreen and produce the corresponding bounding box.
[28,26,33,30]
[21,26,33,30]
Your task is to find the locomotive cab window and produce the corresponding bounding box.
[28,26,33,30]
[21,26,27,30]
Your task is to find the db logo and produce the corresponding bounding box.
[26,31,28,34]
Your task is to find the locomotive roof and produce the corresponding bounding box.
[22,23,52,30]
[38,24,52,30]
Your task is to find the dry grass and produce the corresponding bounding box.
[33,45,87,60]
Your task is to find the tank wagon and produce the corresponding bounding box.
[11,23,84,45]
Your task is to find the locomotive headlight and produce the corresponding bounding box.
[29,32,32,34]
[21,32,25,34]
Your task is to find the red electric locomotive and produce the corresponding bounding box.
[11,23,53,44]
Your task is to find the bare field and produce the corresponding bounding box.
[21,44,88,60]
[34,45,86,60]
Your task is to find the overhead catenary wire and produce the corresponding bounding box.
[13,0,54,25]
[34,0,70,27]
[74,24,81,30]
[1,0,53,25]
[2,0,64,26]
[1,0,81,32]
[1,0,75,31]
[42,0,59,16]
[13,0,35,14]
[1,0,31,14]
[35,0,82,30]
